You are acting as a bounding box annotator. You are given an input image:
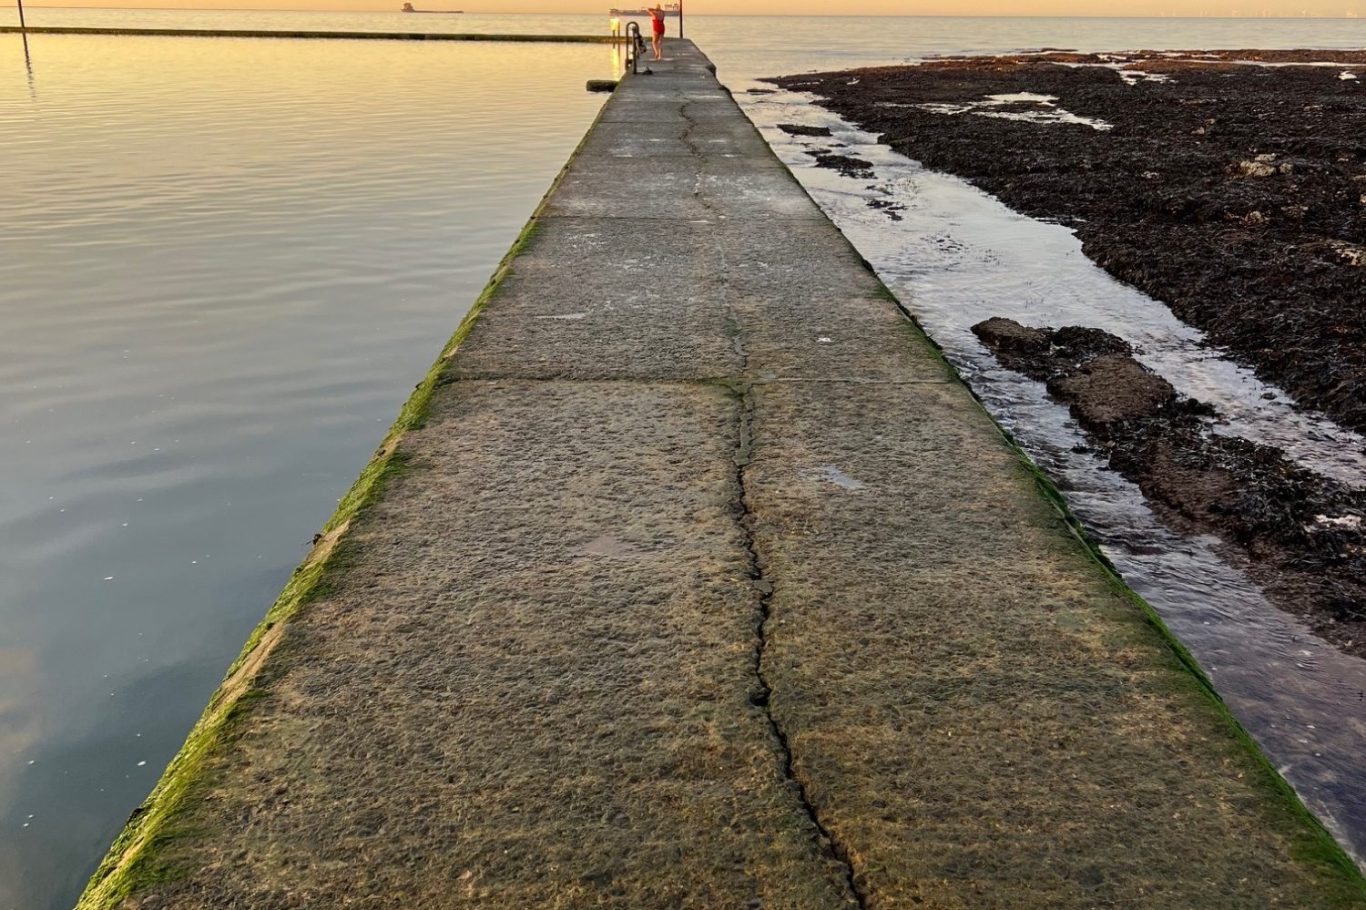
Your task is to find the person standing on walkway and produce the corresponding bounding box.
[647,5,666,60]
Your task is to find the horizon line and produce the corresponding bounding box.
[18,5,1366,17]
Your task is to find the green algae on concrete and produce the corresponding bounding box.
[745,378,1364,907]
[75,120,569,910]
[76,221,528,910]
[77,38,1364,910]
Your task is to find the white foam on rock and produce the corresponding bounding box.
[897,92,1114,131]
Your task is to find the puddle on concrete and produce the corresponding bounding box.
[738,85,1366,869]
[801,465,866,492]
[581,534,643,559]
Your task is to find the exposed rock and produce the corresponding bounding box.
[972,318,1366,653]
[776,49,1366,437]
[1233,155,1279,178]
[777,123,832,137]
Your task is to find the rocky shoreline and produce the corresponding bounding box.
[773,50,1366,437]
[773,49,1366,655]
[974,318,1365,654]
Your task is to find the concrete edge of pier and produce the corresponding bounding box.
[0,25,621,43]
[75,40,1366,909]
[71,81,624,910]
[754,89,1366,892]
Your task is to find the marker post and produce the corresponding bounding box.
[17,0,31,65]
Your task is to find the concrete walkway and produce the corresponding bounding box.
[79,40,1364,909]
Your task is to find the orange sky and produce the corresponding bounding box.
[34,0,1366,15]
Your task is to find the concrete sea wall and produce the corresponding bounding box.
[76,39,1366,910]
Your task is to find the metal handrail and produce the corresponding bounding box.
[623,21,645,75]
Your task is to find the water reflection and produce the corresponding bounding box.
[8,9,1366,908]
[0,33,604,910]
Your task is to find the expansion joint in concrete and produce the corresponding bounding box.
[437,375,951,390]
[730,380,869,910]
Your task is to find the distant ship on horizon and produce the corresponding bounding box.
[401,3,464,12]
[609,3,681,16]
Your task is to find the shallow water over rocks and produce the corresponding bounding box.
[737,85,1366,868]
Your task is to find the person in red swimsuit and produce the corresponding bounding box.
[647,5,666,60]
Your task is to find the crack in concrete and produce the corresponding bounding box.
[679,100,707,161]
[730,380,869,910]
[719,232,865,902]
[679,101,716,211]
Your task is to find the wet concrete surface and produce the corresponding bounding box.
[80,40,1366,909]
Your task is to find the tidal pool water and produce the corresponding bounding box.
[735,83,1366,870]
[5,10,1366,907]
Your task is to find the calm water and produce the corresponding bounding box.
[4,12,1366,909]
[0,27,608,909]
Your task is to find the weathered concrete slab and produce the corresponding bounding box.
[107,382,855,908]
[449,217,742,380]
[612,87,732,102]
[79,37,1365,910]
[706,220,888,299]
[597,101,755,123]
[747,379,1358,906]
[567,152,787,178]
[578,117,771,159]
[546,167,827,220]
[734,295,952,384]
[450,214,949,384]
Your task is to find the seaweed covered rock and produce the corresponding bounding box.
[1048,354,1178,426]
[806,151,875,179]
[973,318,1366,653]
[782,51,1366,437]
[777,123,832,137]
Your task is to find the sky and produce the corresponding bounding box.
[463,0,1361,11]
[31,0,1366,16]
